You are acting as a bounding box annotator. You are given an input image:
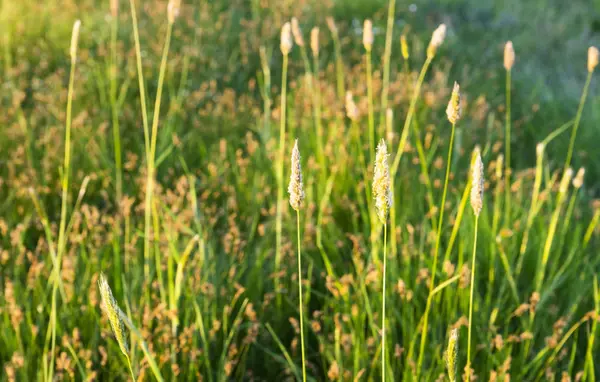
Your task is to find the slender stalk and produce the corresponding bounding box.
[129,0,152,300]
[467,216,480,381]
[312,50,324,170]
[127,358,136,381]
[110,9,123,206]
[504,69,512,226]
[47,29,78,381]
[275,54,289,303]
[381,222,387,381]
[296,210,307,382]
[564,71,593,171]
[366,50,375,158]
[416,122,456,373]
[379,0,396,134]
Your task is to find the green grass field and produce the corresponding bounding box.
[1,0,600,380]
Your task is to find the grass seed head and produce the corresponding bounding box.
[291,18,305,47]
[70,20,81,64]
[311,27,320,56]
[504,41,515,71]
[588,46,599,73]
[363,20,374,51]
[559,168,573,194]
[373,139,392,223]
[427,23,446,58]
[110,0,119,18]
[446,328,458,382]
[326,17,338,34]
[281,22,293,55]
[446,82,462,124]
[345,91,359,121]
[167,0,181,24]
[400,35,409,60]
[288,139,305,211]
[573,168,585,189]
[98,274,129,357]
[470,150,484,216]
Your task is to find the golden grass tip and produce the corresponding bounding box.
[281,22,293,55]
[373,139,392,223]
[504,41,515,71]
[446,81,462,124]
[288,139,305,211]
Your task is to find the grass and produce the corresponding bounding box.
[1,0,600,380]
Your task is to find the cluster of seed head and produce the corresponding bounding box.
[446,82,462,124]
[291,18,304,47]
[311,27,320,56]
[345,92,359,121]
[288,140,305,211]
[588,46,599,73]
[504,41,515,71]
[471,150,484,216]
[70,20,81,64]
[427,24,446,58]
[373,139,392,223]
[446,329,459,382]
[98,274,129,357]
[167,0,181,24]
[363,20,374,51]
[281,22,293,55]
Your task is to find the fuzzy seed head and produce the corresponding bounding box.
[470,151,484,216]
[504,41,515,71]
[573,167,585,189]
[588,46,599,73]
[400,35,409,60]
[559,168,573,194]
[345,91,359,121]
[288,140,305,211]
[446,82,462,124]
[310,27,320,56]
[167,0,181,24]
[495,154,504,180]
[536,142,545,157]
[326,17,338,34]
[110,0,119,18]
[291,18,305,47]
[373,139,392,223]
[280,22,293,55]
[427,23,446,58]
[70,20,81,64]
[363,20,374,51]
[446,328,458,382]
[98,274,129,356]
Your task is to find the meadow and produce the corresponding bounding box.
[1,0,600,381]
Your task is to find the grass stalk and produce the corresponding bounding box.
[466,215,479,381]
[366,49,375,158]
[564,71,593,171]
[109,8,123,206]
[381,222,387,381]
[296,210,307,382]
[378,0,396,135]
[504,69,512,226]
[275,53,289,304]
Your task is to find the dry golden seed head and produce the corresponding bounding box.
[446,328,458,382]
[345,91,359,121]
[363,20,374,51]
[110,0,119,18]
[288,139,305,211]
[427,23,446,58]
[326,16,338,34]
[400,35,409,60]
[588,46,599,73]
[70,20,81,64]
[504,41,515,71]
[446,82,462,124]
[291,18,304,47]
[495,154,504,180]
[559,168,573,194]
[573,167,585,189]
[310,27,320,56]
[167,0,181,24]
[280,22,293,55]
[373,139,392,223]
[98,274,129,357]
[470,151,484,216]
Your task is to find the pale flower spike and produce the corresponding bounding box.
[288,140,305,211]
[470,150,484,216]
[363,20,374,51]
[291,18,305,47]
[310,27,320,56]
[167,0,181,24]
[588,46,599,73]
[281,22,293,55]
[70,20,81,64]
[446,329,458,382]
[446,82,462,124]
[427,24,446,58]
[373,139,392,223]
[98,274,129,357]
[504,41,515,71]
